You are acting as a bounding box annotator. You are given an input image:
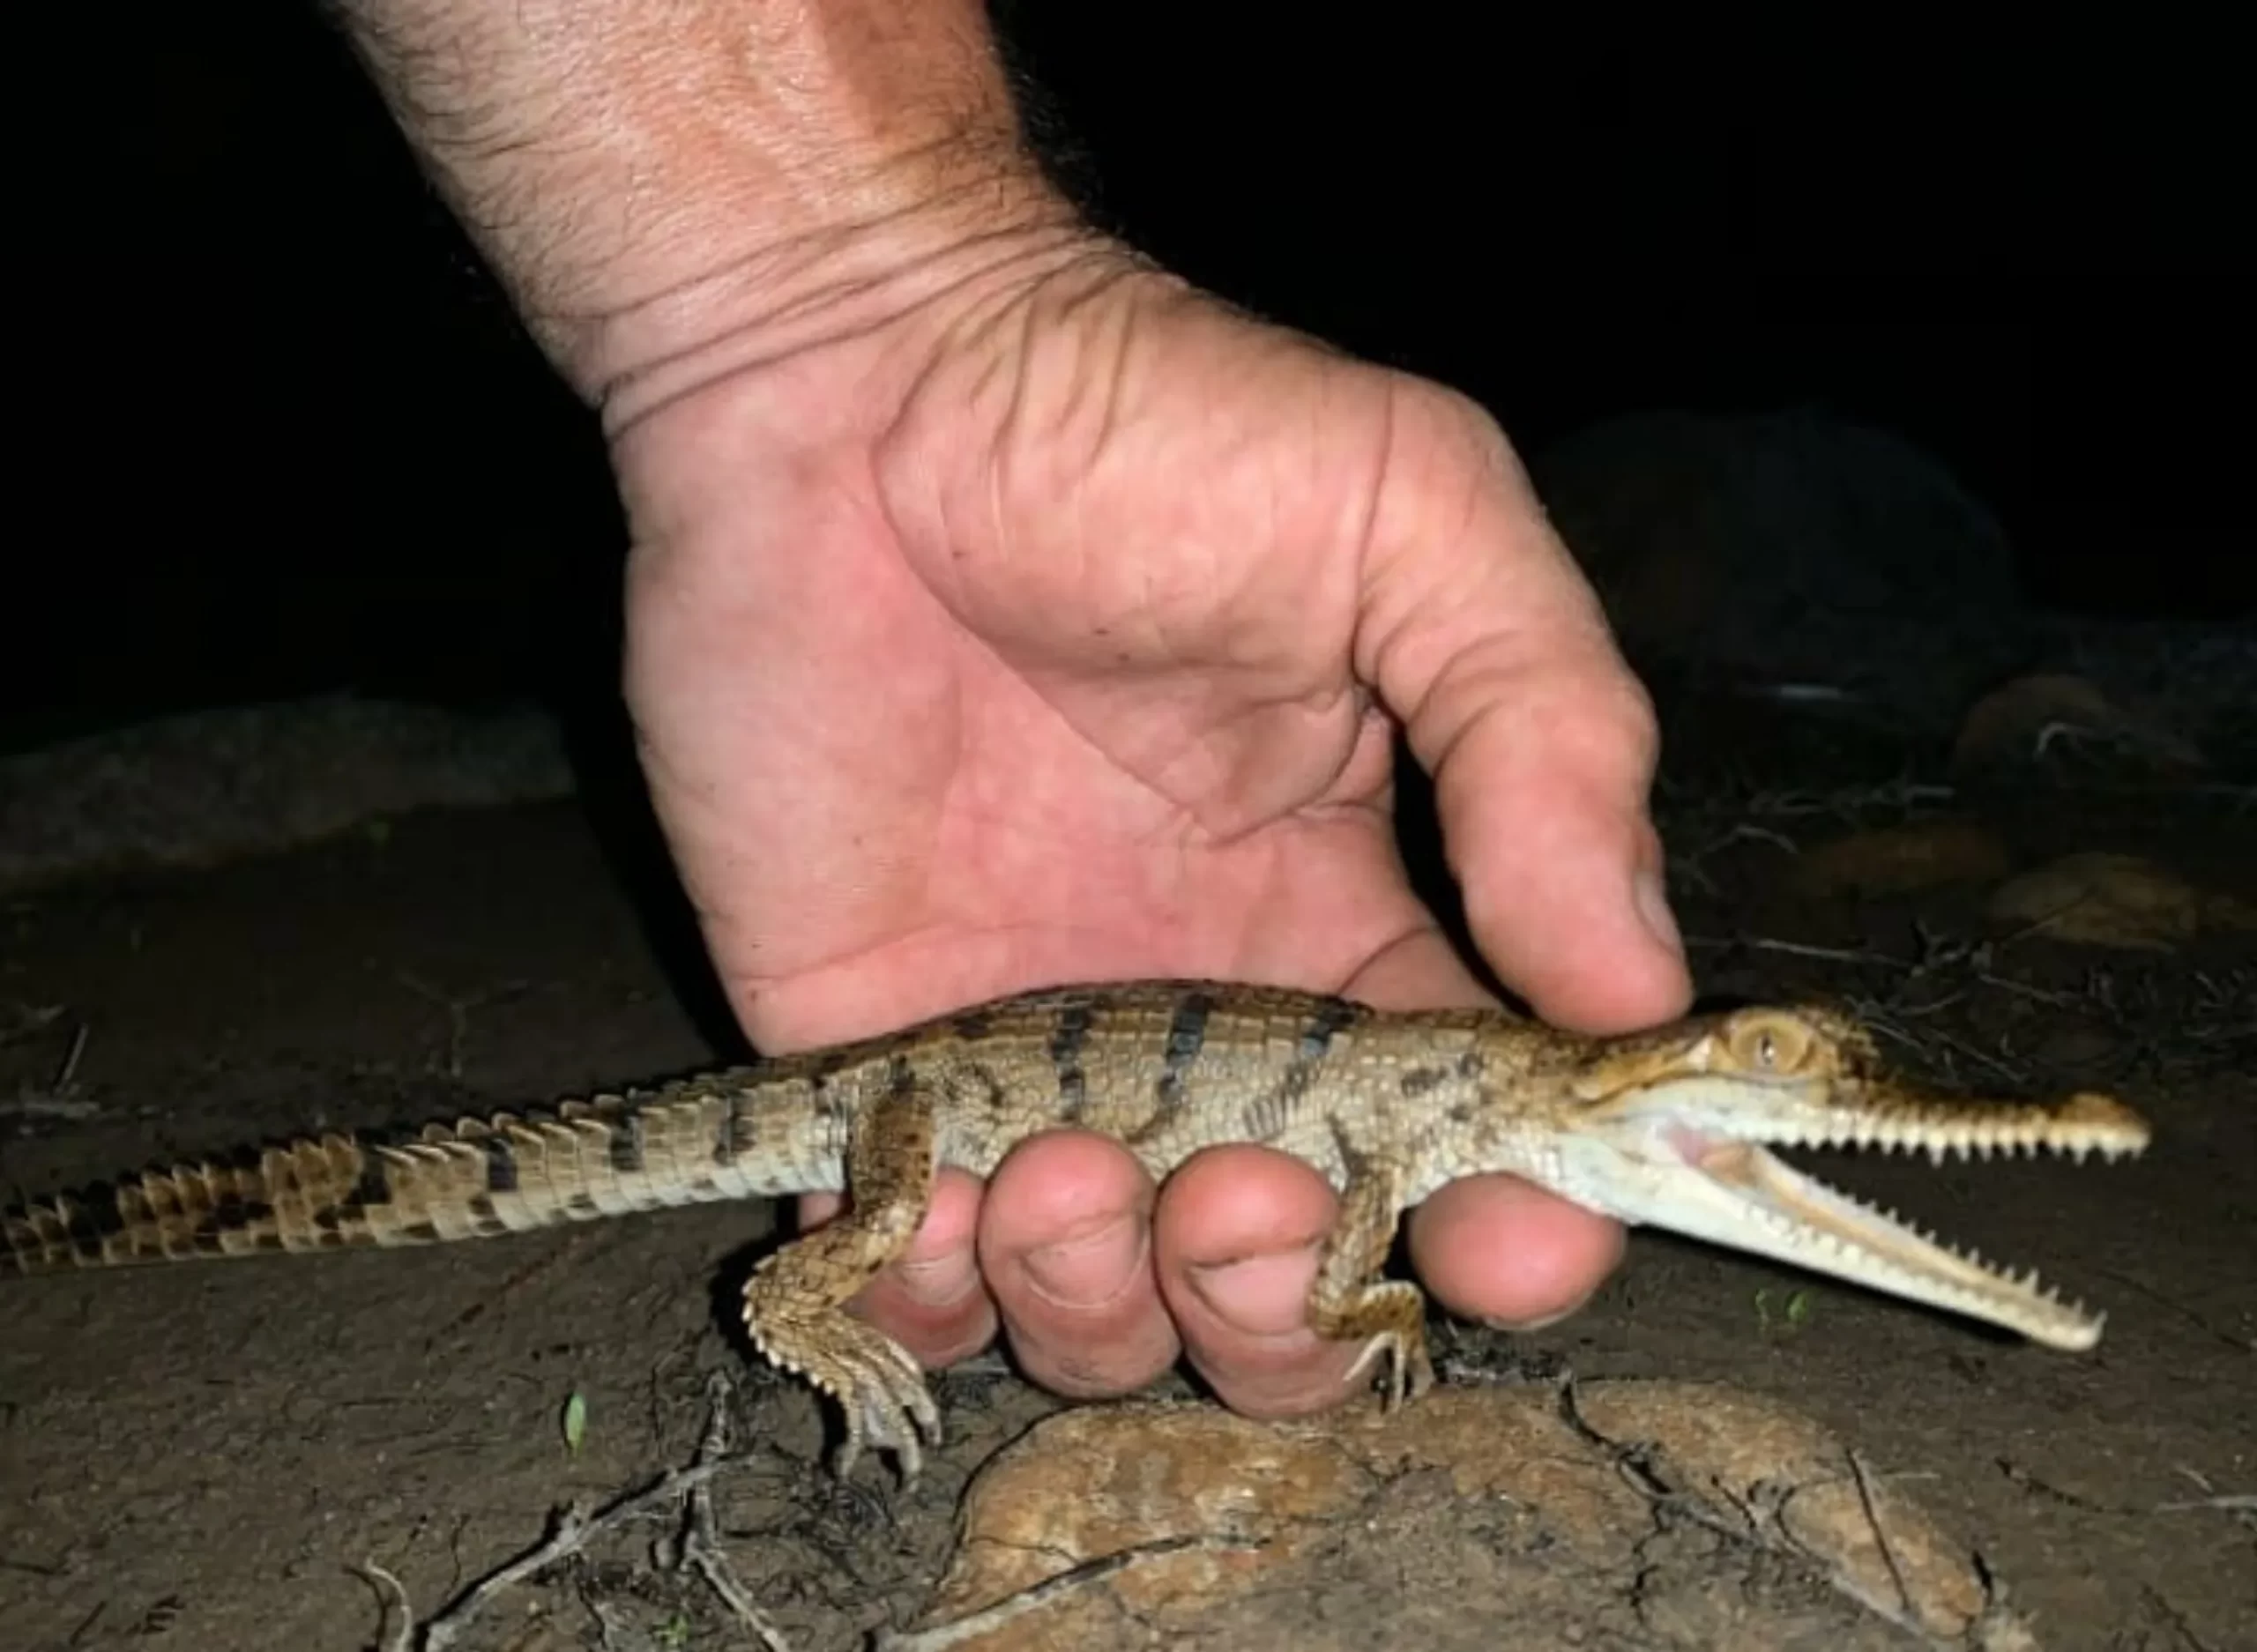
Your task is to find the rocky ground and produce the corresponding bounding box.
[0,664,2250,1650]
[4,407,2250,1651]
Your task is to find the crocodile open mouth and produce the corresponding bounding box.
[1583,1076,2149,1350]
[1687,1137,2110,1350]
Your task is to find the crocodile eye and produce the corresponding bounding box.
[1731,1014,1813,1074]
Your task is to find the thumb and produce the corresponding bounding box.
[1354,381,1690,1032]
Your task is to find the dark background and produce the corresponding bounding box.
[16,4,2242,750]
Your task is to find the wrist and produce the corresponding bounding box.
[335,0,1082,408]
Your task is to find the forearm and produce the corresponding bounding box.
[329,0,1076,406]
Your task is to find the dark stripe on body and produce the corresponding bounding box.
[717,1087,747,1164]
[1298,996,1362,1061]
[607,1113,645,1176]
[1155,991,1216,1109]
[351,1157,394,1209]
[1047,1001,1096,1119]
[1271,1061,1319,1117]
[81,1194,132,1242]
[193,1198,275,1248]
[1284,994,1364,1091]
[965,1061,1009,1115]
[728,1064,824,1163]
[1250,995,1365,1136]
[1326,1117,1368,1177]
[480,1134,519,1194]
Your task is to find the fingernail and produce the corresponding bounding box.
[1479,1284,1597,1333]
[892,1249,984,1310]
[1633,865,1683,955]
[1184,1249,1320,1336]
[1020,1212,1148,1309]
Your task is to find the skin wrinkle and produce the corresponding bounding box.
[1022,276,1157,655]
[593,218,1043,424]
[1354,406,1609,693]
[869,260,1115,606]
[1339,374,1402,681]
[1086,285,1143,565]
[1039,293,1182,659]
[866,296,1012,607]
[858,240,1084,415]
[898,276,1384,727]
[1436,689,1658,885]
[1421,655,1645,796]
[986,279,1052,579]
[934,810,1175,949]
[935,675,1129,830]
[1137,701,1352,842]
[351,0,1066,396]
[1351,548,1493,729]
[1340,923,1475,1001]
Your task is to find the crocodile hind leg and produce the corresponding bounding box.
[1304,1150,1434,1407]
[742,1079,942,1481]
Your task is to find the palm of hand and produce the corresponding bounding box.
[618,255,1654,1046]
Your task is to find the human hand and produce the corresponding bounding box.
[616,239,1690,1417]
[326,0,1688,1418]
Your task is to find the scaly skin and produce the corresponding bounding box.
[1,982,2151,1479]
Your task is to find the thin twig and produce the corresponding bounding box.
[1684,934,1917,970]
[669,1372,793,1652]
[870,1535,1260,1652]
[356,1562,413,1652]
[0,1094,102,1120]
[392,973,528,1080]
[51,1023,88,1091]
[1845,1449,1915,1623]
[360,1457,738,1650]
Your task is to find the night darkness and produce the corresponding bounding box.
[4,13,2253,1642]
[17,4,2244,754]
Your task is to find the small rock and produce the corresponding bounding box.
[2025,1023,2125,1071]
[1986,852,2205,949]
[1953,673,2205,778]
[1529,408,2028,726]
[1791,820,2015,900]
[890,1385,2030,1652]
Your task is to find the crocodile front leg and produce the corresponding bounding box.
[1305,1149,1434,1407]
[741,1080,942,1481]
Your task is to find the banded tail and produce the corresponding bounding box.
[3,1076,839,1275]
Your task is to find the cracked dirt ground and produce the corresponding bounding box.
[1,765,2250,1650]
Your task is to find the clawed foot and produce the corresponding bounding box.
[828,1328,943,1483]
[751,1309,942,1485]
[1336,1282,1435,1409]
